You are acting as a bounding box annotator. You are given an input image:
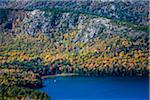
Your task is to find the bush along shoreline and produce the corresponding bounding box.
[0,66,50,100]
[0,85,50,100]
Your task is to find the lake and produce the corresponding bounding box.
[37,76,149,100]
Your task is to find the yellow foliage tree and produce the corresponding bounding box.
[119,51,124,58]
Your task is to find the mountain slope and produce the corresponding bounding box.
[0,0,149,77]
[0,0,149,26]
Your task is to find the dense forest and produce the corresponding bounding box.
[0,0,149,99]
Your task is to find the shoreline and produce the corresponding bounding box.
[41,73,79,79]
[41,73,148,79]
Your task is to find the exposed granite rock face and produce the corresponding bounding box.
[9,10,79,36]
[74,16,146,42]
[0,0,149,44]
[22,10,46,35]
[0,9,148,43]
[0,0,149,26]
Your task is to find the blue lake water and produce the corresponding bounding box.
[37,76,149,100]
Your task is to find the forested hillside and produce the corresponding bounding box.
[0,0,149,99]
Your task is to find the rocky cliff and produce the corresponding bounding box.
[0,0,149,26]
